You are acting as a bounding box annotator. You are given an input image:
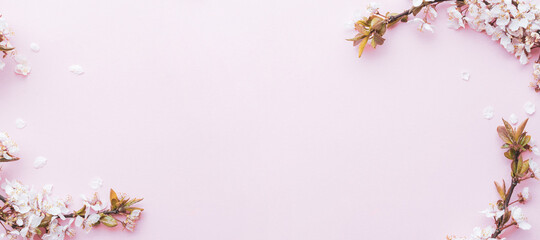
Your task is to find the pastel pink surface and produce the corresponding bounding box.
[1,0,540,239]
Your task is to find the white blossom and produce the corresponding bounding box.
[366,2,381,15]
[448,6,465,29]
[480,203,504,219]
[521,187,529,201]
[413,18,434,33]
[511,207,531,230]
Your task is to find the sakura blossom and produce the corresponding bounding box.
[480,203,504,218]
[0,177,143,239]
[413,18,435,33]
[366,2,380,15]
[511,207,531,230]
[0,132,19,161]
[519,187,529,202]
[350,0,540,92]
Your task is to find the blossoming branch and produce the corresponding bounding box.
[0,13,31,76]
[0,132,143,240]
[443,119,537,240]
[348,0,540,91]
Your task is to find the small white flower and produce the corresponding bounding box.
[533,146,540,156]
[413,0,423,7]
[33,156,47,169]
[68,65,84,75]
[15,118,26,129]
[426,6,438,21]
[74,216,84,227]
[511,207,531,230]
[509,114,518,125]
[15,64,31,76]
[447,6,465,29]
[521,187,529,201]
[412,18,434,33]
[30,42,40,52]
[366,2,380,15]
[85,213,101,227]
[472,226,495,239]
[89,177,103,190]
[461,71,470,81]
[524,101,535,115]
[530,161,540,175]
[480,204,504,218]
[483,106,494,119]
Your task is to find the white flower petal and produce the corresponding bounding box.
[33,156,47,169]
[69,64,84,75]
[89,177,103,190]
[524,101,536,115]
[509,114,518,125]
[29,42,40,52]
[14,118,26,129]
[461,71,470,81]
[532,146,540,156]
[483,106,494,119]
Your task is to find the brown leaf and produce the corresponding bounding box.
[516,118,529,141]
[497,126,512,144]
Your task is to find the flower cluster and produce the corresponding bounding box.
[0,132,19,162]
[0,133,143,239]
[348,0,540,92]
[0,13,30,76]
[445,119,537,239]
[0,13,14,71]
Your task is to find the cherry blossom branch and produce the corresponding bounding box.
[350,0,540,92]
[0,132,144,239]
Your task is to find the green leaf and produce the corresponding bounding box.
[504,149,514,160]
[75,205,86,217]
[100,215,118,227]
[38,215,52,228]
[512,160,518,177]
[124,198,144,208]
[372,33,385,46]
[412,6,423,16]
[358,37,369,58]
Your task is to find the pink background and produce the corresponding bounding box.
[1,0,540,239]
